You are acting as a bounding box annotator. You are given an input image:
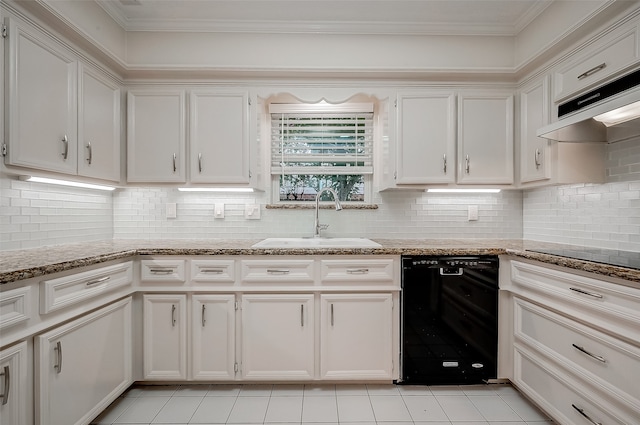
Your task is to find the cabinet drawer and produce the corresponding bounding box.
[515,297,640,407]
[240,260,315,284]
[190,259,235,283]
[0,286,32,328]
[140,259,186,283]
[554,26,639,103]
[320,259,395,284]
[40,262,133,314]
[514,347,633,425]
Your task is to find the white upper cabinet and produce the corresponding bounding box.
[394,91,456,184]
[5,17,78,175]
[519,76,551,184]
[189,90,251,184]
[77,64,121,182]
[127,90,187,183]
[457,92,514,185]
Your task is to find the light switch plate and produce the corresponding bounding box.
[245,204,261,219]
[214,203,225,219]
[166,203,177,219]
[468,205,478,221]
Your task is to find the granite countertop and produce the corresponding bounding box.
[1,239,639,284]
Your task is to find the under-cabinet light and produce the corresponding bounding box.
[427,188,501,193]
[178,187,254,192]
[592,100,640,127]
[20,176,116,191]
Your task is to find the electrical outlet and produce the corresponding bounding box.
[166,203,177,219]
[214,203,225,219]
[245,204,261,219]
[468,205,478,221]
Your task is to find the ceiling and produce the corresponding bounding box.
[95,0,556,35]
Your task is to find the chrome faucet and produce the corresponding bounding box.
[314,187,342,237]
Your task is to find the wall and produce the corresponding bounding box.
[0,174,114,250]
[523,137,640,251]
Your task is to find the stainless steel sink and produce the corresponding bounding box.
[251,237,382,249]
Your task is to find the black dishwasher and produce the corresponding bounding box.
[400,256,499,385]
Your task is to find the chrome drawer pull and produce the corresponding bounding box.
[86,142,92,164]
[577,63,606,80]
[572,404,602,425]
[171,304,176,327]
[346,268,369,274]
[201,269,224,274]
[572,344,606,363]
[331,303,334,326]
[86,276,110,287]
[0,366,9,405]
[443,154,447,174]
[300,304,304,327]
[267,269,290,275]
[54,341,62,374]
[61,135,69,160]
[465,155,470,174]
[201,304,206,327]
[172,153,177,173]
[569,287,603,299]
[150,268,174,275]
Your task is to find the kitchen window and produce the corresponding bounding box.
[269,102,374,203]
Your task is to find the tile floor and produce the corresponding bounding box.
[91,383,553,425]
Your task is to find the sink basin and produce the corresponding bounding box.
[251,237,382,249]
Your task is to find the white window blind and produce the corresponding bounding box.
[269,103,374,176]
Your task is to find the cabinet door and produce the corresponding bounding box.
[5,18,78,174]
[143,294,187,380]
[458,92,514,184]
[395,92,456,184]
[241,294,314,380]
[77,64,121,182]
[190,90,251,184]
[320,294,393,380]
[35,298,132,425]
[192,295,236,380]
[520,77,551,184]
[0,342,28,425]
[127,90,186,182]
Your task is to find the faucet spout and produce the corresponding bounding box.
[314,188,342,237]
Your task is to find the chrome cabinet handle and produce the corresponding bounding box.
[331,304,334,326]
[267,269,290,275]
[201,269,224,274]
[172,153,177,173]
[61,135,69,160]
[300,304,304,327]
[577,63,606,80]
[572,404,602,425]
[570,287,603,299]
[171,304,176,327]
[198,153,203,173]
[443,154,447,174]
[0,366,9,406]
[346,269,369,274]
[150,268,174,275]
[534,148,541,169]
[201,304,206,327]
[86,276,110,287]
[54,341,62,374]
[86,142,92,164]
[465,155,470,174]
[572,344,606,363]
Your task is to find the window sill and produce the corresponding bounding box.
[266,204,378,210]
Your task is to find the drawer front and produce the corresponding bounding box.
[320,259,395,284]
[515,297,640,407]
[0,286,31,328]
[514,347,633,425]
[40,261,133,314]
[554,26,639,103]
[240,260,315,284]
[140,259,186,283]
[190,259,235,283]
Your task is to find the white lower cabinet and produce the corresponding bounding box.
[241,294,315,380]
[0,341,28,425]
[192,294,236,380]
[142,294,187,380]
[320,294,393,380]
[35,297,132,425]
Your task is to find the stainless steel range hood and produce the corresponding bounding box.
[537,68,640,143]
